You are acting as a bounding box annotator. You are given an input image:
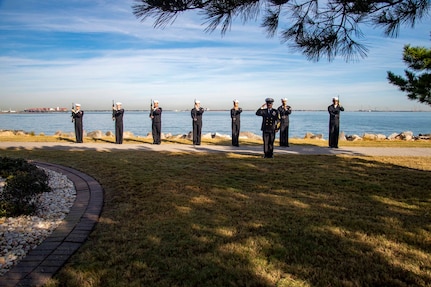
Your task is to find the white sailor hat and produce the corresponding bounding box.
[116,102,122,105]
[281,98,288,101]
[233,99,239,103]
[333,97,339,101]
[195,100,200,104]
[265,98,274,103]
[153,100,159,103]
[75,103,81,107]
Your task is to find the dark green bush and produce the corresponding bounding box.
[0,157,52,217]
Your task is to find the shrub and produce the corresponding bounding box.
[0,157,52,217]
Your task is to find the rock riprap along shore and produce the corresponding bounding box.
[0,167,76,275]
[1,129,430,141]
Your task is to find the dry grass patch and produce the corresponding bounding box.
[1,134,431,147]
[0,149,429,287]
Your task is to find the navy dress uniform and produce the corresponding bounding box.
[277,98,292,147]
[191,100,204,145]
[230,99,242,147]
[150,100,162,144]
[328,97,344,148]
[113,102,124,144]
[71,103,84,143]
[256,98,280,158]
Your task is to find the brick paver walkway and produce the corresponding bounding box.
[0,162,104,287]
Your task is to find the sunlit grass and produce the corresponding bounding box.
[1,134,431,147]
[0,147,430,287]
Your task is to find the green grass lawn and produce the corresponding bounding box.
[1,134,431,147]
[0,145,430,287]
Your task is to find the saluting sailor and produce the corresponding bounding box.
[113,102,124,144]
[230,99,242,147]
[71,103,84,143]
[256,98,280,158]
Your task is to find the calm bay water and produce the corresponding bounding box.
[0,111,430,138]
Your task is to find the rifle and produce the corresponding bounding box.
[112,100,115,121]
[149,99,153,117]
[71,103,75,123]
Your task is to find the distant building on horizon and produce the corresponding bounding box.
[24,107,68,112]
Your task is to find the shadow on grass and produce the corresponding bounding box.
[57,137,76,143]
[0,149,430,287]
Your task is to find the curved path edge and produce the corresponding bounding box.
[0,162,104,287]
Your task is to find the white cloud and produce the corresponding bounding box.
[0,0,430,111]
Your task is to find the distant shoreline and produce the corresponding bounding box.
[2,110,431,114]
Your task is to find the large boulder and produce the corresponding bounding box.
[417,133,431,140]
[304,132,324,140]
[363,133,377,140]
[0,130,15,136]
[346,134,362,141]
[339,131,347,141]
[162,133,171,139]
[87,130,103,139]
[15,131,27,136]
[123,131,134,139]
[376,134,387,140]
[387,133,399,140]
[239,132,261,140]
[202,132,230,139]
[304,132,313,139]
[400,131,414,141]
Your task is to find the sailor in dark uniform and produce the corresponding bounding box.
[113,102,124,144]
[191,100,204,145]
[230,99,242,147]
[277,98,292,147]
[328,97,344,148]
[71,103,84,143]
[150,100,162,144]
[256,98,280,158]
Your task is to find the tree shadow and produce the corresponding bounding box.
[0,150,429,286]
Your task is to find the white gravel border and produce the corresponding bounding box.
[0,167,76,275]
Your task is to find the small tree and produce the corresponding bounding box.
[387,44,431,106]
[0,157,52,217]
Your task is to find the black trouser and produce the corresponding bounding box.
[232,121,240,146]
[152,121,161,144]
[329,120,340,147]
[193,121,202,145]
[115,122,123,144]
[279,124,289,146]
[263,131,275,157]
[74,120,83,143]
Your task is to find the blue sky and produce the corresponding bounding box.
[0,0,430,111]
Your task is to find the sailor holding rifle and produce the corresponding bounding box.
[191,99,204,146]
[328,96,344,148]
[113,102,124,144]
[149,100,162,144]
[71,103,84,143]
